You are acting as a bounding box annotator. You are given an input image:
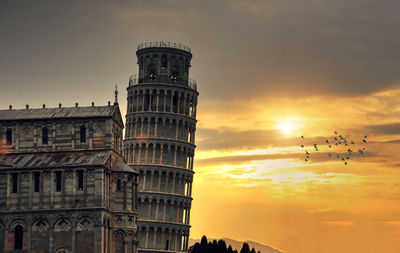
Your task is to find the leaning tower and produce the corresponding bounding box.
[124,42,198,253]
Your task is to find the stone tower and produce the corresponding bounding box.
[124,42,198,253]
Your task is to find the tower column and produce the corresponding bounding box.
[156,91,160,112]
[150,171,154,191]
[134,120,138,137]
[140,119,144,136]
[160,146,164,164]
[163,201,167,221]
[170,95,174,113]
[144,145,148,163]
[152,146,156,164]
[148,199,152,217]
[174,148,177,166]
[171,173,175,193]
[155,200,159,220]
[138,147,142,164]
[154,120,158,137]
[158,172,162,191]
[182,96,186,115]
[177,95,181,114]
[145,228,149,248]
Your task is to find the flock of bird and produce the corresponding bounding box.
[300,131,368,165]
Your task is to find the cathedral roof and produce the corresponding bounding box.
[0,105,116,121]
[0,150,137,174]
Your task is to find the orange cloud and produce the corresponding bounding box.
[321,221,354,227]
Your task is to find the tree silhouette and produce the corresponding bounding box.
[217,240,227,253]
[240,243,251,253]
[201,236,208,248]
[193,243,201,253]
[201,236,208,253]
[191,236,260,253]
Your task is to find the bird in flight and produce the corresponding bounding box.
[299,131,369,165]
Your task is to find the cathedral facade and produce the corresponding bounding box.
[0,101,139,253]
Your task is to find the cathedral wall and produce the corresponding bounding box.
[0,117,119,154]
[0,104,139,253]
[0,211,106,253]
[0,167,107,212]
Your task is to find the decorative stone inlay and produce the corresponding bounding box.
[115,216,125,226]
[94,120,105,132]
[54,247,70,253]
[21,173,29,182]
[76,217,93,231]
[128,216,134,226]
[54,218,71,232]
[0,174,6,183]
[87,169,95,178]
[33,220,49,232]
[43,171,51,180]
[65,170,73,179]
[57,124,70,135]
[22,125,33,136]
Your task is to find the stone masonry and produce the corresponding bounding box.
[0,100,139,253]
[123,42,199,253]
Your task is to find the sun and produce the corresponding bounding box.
[276,121,296,135]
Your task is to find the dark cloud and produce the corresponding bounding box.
[197,126,373,151]
[196,149,378,167]
[1,0,400,109]
[196,127,296,150]
[364,123,400,135]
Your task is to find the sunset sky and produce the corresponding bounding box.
[1,1,400,252]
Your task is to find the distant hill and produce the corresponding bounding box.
[189,238,286,253]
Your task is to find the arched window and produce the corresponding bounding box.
[171,65,179,81]
[42,127,48,144]
[80,125,86,143]
[55,171,62,192]
[6,128,12,144]
[115,232,125,253]
[172,94,178,113]
[14,225,23,250]
[116,179,122,192]
[147,63,157,80]
[161,55,168,69]
[144,91,150,111]
[77,170,84,191]
[139,57,144,70]
[12,173,18,193]
[184,59,189,72]
[33,172,40,192]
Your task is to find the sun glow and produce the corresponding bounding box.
[276,121,296,135]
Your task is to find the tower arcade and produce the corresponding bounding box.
[123,42,198,253]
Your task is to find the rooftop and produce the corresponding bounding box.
[0,150,137,173]
[137,41,191,54]
[0,104,116,121]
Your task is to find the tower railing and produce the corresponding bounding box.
[129,74,197,91]
[137,41,191,54]
[188,78,197,91]
[129,74,140,86]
